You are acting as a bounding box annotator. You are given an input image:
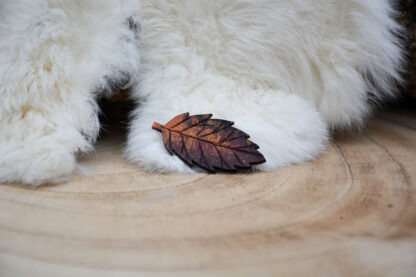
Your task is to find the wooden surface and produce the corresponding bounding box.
[0,104,415,277]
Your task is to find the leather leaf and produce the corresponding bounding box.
[152,113,266,172]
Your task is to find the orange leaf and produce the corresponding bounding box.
[152,113,266,172]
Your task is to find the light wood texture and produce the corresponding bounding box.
[1,105,415,277]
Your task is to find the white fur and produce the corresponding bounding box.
[125,0,403,172]
[0,0,141,185]
[0,0,403,184]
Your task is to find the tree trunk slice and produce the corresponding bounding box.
[0,104,415,277]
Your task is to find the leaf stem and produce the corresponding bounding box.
[152,122,163,132]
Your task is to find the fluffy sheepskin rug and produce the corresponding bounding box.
[0,0,403,185]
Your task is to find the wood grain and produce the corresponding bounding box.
[0,105,415,277]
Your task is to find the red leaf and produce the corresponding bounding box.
[152,113,266,172]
